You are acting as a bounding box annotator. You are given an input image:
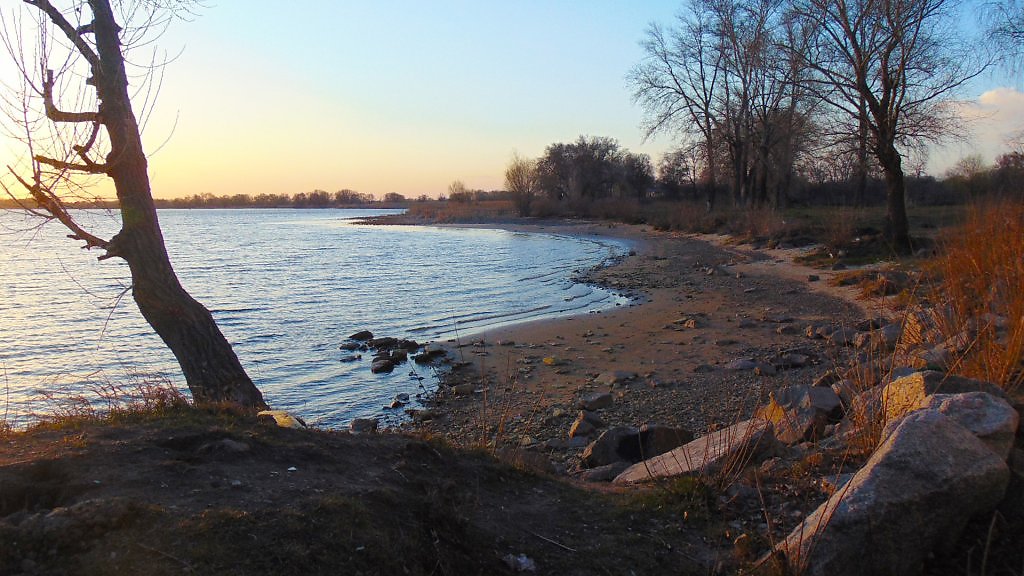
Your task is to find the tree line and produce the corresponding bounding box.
[505,0,1021,253]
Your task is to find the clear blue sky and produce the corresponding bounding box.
[6,1,1022,199]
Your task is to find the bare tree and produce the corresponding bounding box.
[1,1,267,408]
[630,0,724,209]
[791,0,985,252]
[985,0,1024,71]
[504,152,537,217]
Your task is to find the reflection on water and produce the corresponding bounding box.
[0,209,629,428]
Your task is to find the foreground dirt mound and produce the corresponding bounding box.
[0,409,713,576]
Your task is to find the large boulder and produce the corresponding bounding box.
[756,386,842,444]
[580,427,637,468]
[579,424,694,469]
[613,419,774,484]
[881,371,1006,425]
[774,410,1010,576]
[904,392,1019,459]
[638,424,694,457]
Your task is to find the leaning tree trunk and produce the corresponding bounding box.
[874,137,913,255]
[89,0,266,408]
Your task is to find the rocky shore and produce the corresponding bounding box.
[401,220,1023,573]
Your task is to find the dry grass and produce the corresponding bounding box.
[930,199,1024,392]
[404,200,516,223]
[30,373,190,430]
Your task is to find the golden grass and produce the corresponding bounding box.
[931,199,1024,392]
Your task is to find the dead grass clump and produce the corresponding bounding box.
[31,374,190,430]
[932,199,1024,392]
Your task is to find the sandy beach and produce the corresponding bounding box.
[409,220,874,469]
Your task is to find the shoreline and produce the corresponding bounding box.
[405,219,872,464]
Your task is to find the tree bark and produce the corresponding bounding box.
[88,0,267,409]
[875,139,913,255]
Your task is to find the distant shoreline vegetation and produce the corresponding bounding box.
[0,187,519,210]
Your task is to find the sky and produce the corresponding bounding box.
[3,1,1023,200]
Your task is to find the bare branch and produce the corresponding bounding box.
[7,165,111,253]
[33,153,108,174]
[42,69,101,123]
[21,0,100,69]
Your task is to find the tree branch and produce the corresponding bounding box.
[22,0,101,69]
[7,165,112,255]
[33,153,109,174]
[43,69,101,123]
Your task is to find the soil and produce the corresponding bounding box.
[0,407,735,576]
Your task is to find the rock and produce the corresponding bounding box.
[581,427,638,468]
[773,410,1010,576]
[579,391,613,411]
[904,392,1019,459]
[502,553,537,573]
[349,417,379,434]
[734,533,756,561]
[568,415,596,438]
[855,318,887,331]
[349,330,373,341]
[914,345,953,370]
[875,323,903,350]
[369,336,398,349]
[776,325,800,335]
[256,410,307,429]
[807,274,820,282]
[774,353,810,369]
[371,358,396,374]
[723,358,758,371]
[613,419,775,483]
[388,393,411,409]
[639,424,694,457]
[756,386,841,444]
[339,341,362,351]
[595,371,637,386]
[881,371,1006,424]
[413,347,447,364]
[405,408,441,422]
[451,383,475,396]
[826,327,859,347]
[339,354,361,363]
[398,339,420,351]
[577,461,632,482]
[813,369,841,388]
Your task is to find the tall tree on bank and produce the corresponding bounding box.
[2,1,267,408]
[791,0,983,253]
[631,0,723,210]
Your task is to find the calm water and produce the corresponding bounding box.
[0,209,629,428]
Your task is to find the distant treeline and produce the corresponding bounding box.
[494,135,1024,221]
[1,189,414,210]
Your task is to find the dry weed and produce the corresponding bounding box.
[932,199,1024,392]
